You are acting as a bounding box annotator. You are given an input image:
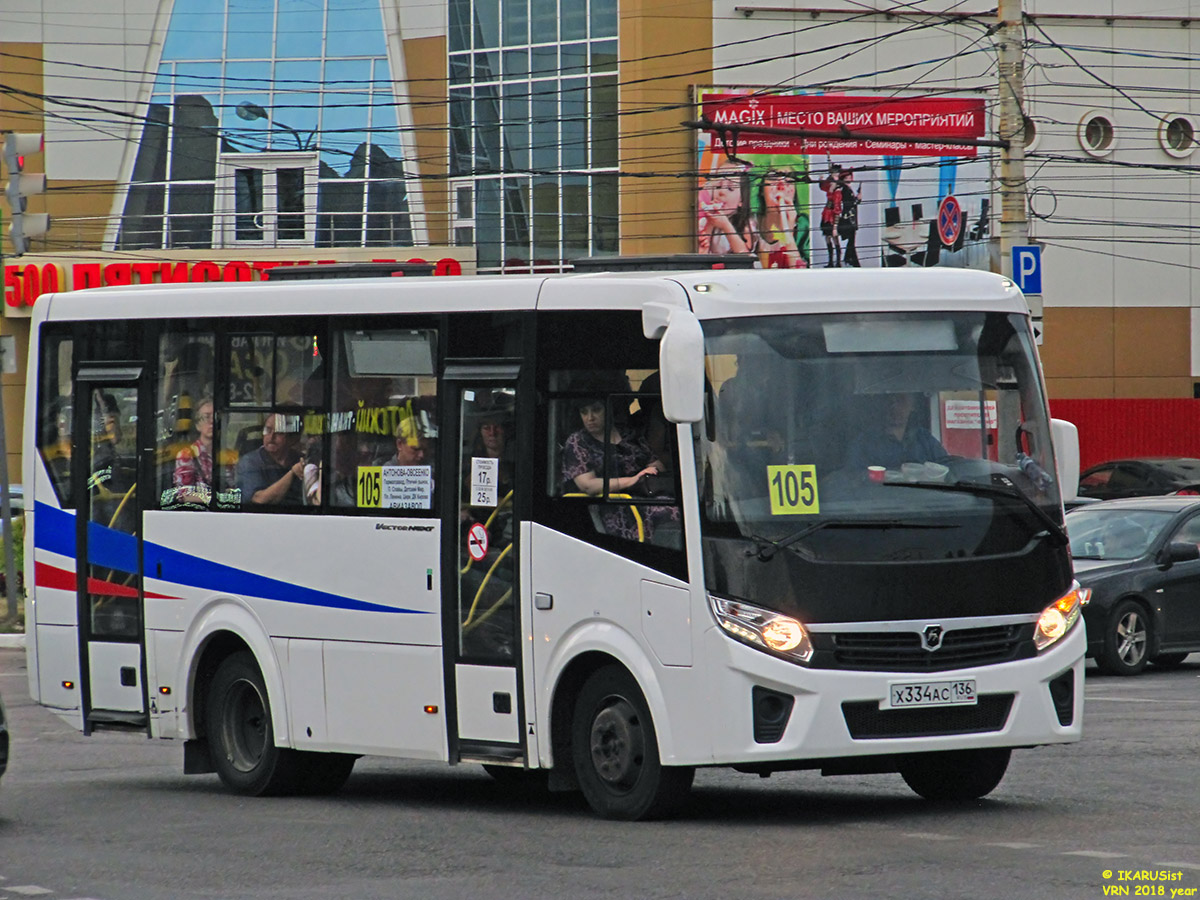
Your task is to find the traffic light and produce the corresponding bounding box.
[3,132,49,256]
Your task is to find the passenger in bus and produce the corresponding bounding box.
[634,372,674,485]
[91,392,122,475]
[236,412,305,506]
[306,432,360,508]
[845,392,948,473]
[462,396,516,533]
[45,397,73,492]
[459,399,517,659]
[385,415,435,467]
[471,399,514,489]
[171,398,214,507]
[561,394,678,542]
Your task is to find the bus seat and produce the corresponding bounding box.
[235,425,263,458]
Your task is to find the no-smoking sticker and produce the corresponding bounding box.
[467,522,489,561]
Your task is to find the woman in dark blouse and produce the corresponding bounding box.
[561,397,675,542]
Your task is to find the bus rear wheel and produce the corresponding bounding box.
[571,665,694,820]
[899,748,1011,802]
[207,651,303,796]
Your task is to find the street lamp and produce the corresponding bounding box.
[235,101,309,151]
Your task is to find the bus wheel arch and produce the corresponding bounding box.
[191,632,356,796]
[205,649,305,796]
[182,602,289,746]
[567,662,694,820]
[548,651,615,792]
[190,630,255,744]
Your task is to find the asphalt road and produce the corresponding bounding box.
[1,647,1198,900]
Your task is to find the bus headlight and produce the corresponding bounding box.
[1035,583,1086,651]
[709,595,814,664]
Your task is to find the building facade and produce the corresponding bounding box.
[4,0,1200,477]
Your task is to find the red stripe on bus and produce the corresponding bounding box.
[34,561,179,600]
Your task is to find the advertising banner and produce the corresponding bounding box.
[696,88,993,271]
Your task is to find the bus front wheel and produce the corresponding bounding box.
[570,665,694,820]
[899,747,1011,802]
[207,651,304,796]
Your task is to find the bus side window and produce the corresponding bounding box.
[215,331,324,510]
[38,331,74,507]
[156,332,215,510]
[551,371,681,550]
[328,326,439,512]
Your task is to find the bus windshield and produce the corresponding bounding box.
[698,310,1062,575]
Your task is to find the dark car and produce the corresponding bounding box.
[1067,496,1200,675]
[1077,457,1200,501]
[0,688,8,784]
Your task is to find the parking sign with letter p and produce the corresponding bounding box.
[1012,245,1042,294]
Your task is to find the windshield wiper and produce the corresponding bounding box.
[884,477,1069,547]
[749,518,957,562]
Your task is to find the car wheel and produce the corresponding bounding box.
[1149,652,1189,670]
[1096,599,1150,676]
[571,665,694,821]
[206,651,304,796]
[899,748,1011,801]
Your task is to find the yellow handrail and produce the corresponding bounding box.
[108,483,137,530]
[462,587,512,633]
[462,541,513,627]
[562,492,644,542]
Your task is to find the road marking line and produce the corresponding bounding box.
[2,887,55,896]
[988,842,1040,849]
[1062,851,1125,858]
[1157,862,1200,871]
[902,832,957,841]
[1084,697,1200,703]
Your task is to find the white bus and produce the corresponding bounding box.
[23,265,1085,819]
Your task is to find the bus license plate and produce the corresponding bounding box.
[885,679,977,709]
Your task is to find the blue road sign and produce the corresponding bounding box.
[1012,245,1042,294]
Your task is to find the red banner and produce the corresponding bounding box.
[701,93,987,156]
[3,256,464,309]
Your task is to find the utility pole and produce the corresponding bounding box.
[997,0,1037,316]
[0,132,47,627]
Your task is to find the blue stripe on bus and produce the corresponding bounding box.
[36,503,78,557]
[34,502,426,616]
[88,519,139,571]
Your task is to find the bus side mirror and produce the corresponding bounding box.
[644,303,704,424]
[1051,418,1080,503]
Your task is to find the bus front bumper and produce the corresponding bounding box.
[687,620,1085,768]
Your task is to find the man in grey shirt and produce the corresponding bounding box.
[237,412,304,506]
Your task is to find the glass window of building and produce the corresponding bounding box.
[116,0,413,251]
[449,0,620,272]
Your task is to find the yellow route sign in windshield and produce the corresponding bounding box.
[767,465,820,515]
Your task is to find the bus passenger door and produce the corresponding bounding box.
[444,372,524,763]
[75,372,147,732]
